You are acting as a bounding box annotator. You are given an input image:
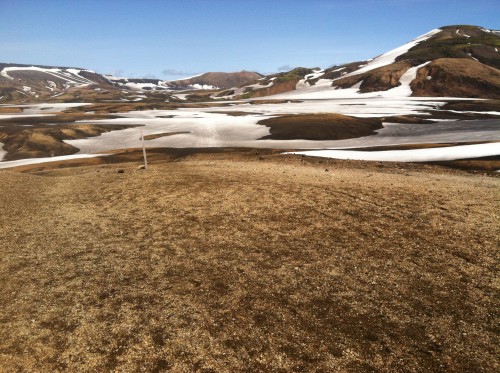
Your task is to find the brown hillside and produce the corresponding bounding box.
[240,79,300,98]
[411,58,500,98]
[333,61,412,92]
[172,71,262,89]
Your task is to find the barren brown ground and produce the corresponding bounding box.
[0,153,498,372]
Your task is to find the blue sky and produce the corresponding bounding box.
[1,0,498,80]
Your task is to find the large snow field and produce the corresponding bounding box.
[66,107,500,156]
[205,96,455,117]
[67,111,273,153]
[0,91,498,168]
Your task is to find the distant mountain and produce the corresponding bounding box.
[2,25,498,104]
[220,25,500,100]
[0,63,262,103]
[0,63,113,102]
[167,71,263,90]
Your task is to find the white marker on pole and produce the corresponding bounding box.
[140,128,148,170]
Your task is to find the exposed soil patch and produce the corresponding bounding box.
[208,111,263,117]
[0,107,24,114]
[0,155,498,371]
[382,115,435,124]
[258,114,383,140]
[428,155,500,172]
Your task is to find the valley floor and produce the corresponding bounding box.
[0,153,498,372]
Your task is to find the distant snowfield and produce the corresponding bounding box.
[289,143,500,163]
[0,103,89,120]
[0,88,499,168]
[66,109,500,156]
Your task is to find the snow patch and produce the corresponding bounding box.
[1,69,14,80]
[288,143,500,163]
[189,83,218,90]
[0,103,89,120]
[0,154,107,170]
[0,142,5,161]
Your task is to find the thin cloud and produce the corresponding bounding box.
[161,68,194,76]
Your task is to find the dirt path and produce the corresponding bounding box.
[0,156,498,372]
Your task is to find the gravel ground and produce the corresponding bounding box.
[0,154,498,372]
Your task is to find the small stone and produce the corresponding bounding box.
[117,169,125,174]
[137,165,146,170]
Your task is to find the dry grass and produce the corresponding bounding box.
[0,154,498,372]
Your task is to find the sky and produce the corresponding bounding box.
[1,0,498,80]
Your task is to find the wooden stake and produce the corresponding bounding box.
[140,128,148,170]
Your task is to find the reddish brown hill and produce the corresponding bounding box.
[170,71,262,89]
[411,58,500,98]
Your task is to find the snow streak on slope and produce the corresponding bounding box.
[339,29,441,79]
[0,103,90,120]
[383,61,431,97]
[1,66,95,85]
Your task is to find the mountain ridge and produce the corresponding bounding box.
[1,24,499,103]
[223,25,500,100]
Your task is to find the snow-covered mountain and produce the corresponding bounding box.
[219,25,500,100]
[0,64,261,103]
[1,25,498,104]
